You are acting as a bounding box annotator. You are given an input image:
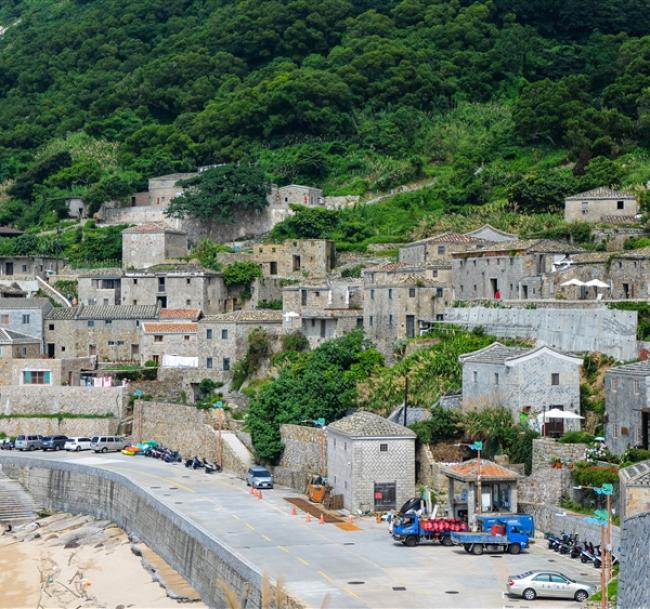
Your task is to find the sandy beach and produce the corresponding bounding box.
[0,514,207,609]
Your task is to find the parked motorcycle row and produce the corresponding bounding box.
[184,455,222,474]
[545,531,619,568]
[123,441,221,473]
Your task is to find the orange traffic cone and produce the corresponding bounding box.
[306,514,312,523]
[319,514,325,525]
[249,486,254,495]
[257,490,263,500]
[348,514,353,524]
[291,506,297,516]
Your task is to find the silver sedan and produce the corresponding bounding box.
[505,571,594,602]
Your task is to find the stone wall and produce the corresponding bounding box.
[272,424,323,491]
[443,306,638,360]
[0,385,127,417]
[618,511,650,609]
[0,416,116,438]
[532,438,587,470]
[0,457,300,609]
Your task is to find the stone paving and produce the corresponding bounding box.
[1,451,601,609]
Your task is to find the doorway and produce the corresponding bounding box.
[47,343,55,358]
[490,278,499,298]
[374,482,396,511]
[642,412,650,450]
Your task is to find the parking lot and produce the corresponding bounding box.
[0,450,601,608]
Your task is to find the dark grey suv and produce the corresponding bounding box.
[41,435,68,451]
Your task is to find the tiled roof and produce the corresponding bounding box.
[444,459,519,482]
[607,360,650,377]
[46,304,159,320]
[620,460,650,486]
[126,263,218,275]
[201,310,283,323]
[402,232,486,247]
[457,239,583,256]
[160,308,202,321]
[122,222,186,235]
[0,297,52,310]
[364,262,408,273]
[77,268,123,278]
[464,224,518,240]
[328,411,416,438]
[566,252,612,264]
[0,328,40,344]
[459,342,529,364]
[142,322,197,334]
[615,247,650,259]
[566,186,636,200]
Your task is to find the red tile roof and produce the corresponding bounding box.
[142,322,198,334]
[444,458,519,481]
[159,308,202,320]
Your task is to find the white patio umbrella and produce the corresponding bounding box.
[537,408,584,421]
[584,279,610,289]
[560,278,586,287]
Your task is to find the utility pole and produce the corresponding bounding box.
[476,444,482,515]
[403,370,408,427]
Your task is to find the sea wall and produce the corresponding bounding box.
[0,456,300,609]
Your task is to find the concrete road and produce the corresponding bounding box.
[3,451,600,609]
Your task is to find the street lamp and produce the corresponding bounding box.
[575,483,614,609]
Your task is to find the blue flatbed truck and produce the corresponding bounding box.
[450,514,533,555]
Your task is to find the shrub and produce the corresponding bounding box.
[223,261,263,294]
[572,462,619,487]
[341,264,363,278]
[281,331,310,353]
[621,446,650,465]
[257,299,282,310]
[559,431,595,444]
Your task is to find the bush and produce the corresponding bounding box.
[341,264,363,278]
[559,431,595,444]
[572,462,619,487]
[281,331,310,353]
[257,299,282,310]
[223,261,262,288]
[409,406,463,445]
[621,446,650,465]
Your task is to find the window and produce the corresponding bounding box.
[611,377,619,392]
[0,315,8,325]
[158,277,165,291]
[356,317,363,328]
[380,443,388,452]
[21,264,27,273]
[495,373,499,386]
[437,245,445,255]
[105,319,112,325]
[221,329,228,339]
[154,335,163,342]
[22,370,51,385]
[206,329,213,339]
[186,278,191,285]
[133,300,138,305]
[370,289,375,300]
[206,357,213,369]
[223,358,230,371]
[270,261,278,275]
[460,285,464,293]
[184,335,190,341]
[48,324,54,331]
[436,287,443,297]
[634,379,640,395]
[551,373,560,386]
[369,315,374,326]
[186,299,191,306]
[22,314,30,324]
[473,370,478,383]
[532,574,551,583]
[88,320,95,328]
[133,278,138,285]
[389,314,393,327]
[107,341,115,346]
[409,288,416,297]
[617,200,625,210]
[388,288,393,299]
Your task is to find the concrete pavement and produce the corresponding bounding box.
[1,451,600,608]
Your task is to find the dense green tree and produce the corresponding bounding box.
[271,205,339,240]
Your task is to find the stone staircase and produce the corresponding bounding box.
[0,469,39,524]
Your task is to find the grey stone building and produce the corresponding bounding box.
[140,321,198,366]
[253,239,335,278]
[45,304,159,361]
[452,239,583,301]
[464,224,518,243]
[77,268,123,305]
[398,232,487,266]
[8,356,96,386]
[282,279,363,348]
[362,263,453,358]
[327,410,416,513]
[270,184,323,207]
[145,173,197,206]
[605,361,650,455]
[0,256,65,279]
[564,186,638,223]
[0,297,52,349]
[197,310,283,376]
[122,223,189,269]
[0,329,42,383]
[459,342,583,429]
[121,264,228,313]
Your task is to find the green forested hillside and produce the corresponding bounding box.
[0,0,649,239]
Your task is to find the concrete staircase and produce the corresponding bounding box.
[0,469,39,524]
[36,275,71,307]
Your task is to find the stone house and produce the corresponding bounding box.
[459,342,583,430]
[270,184,323,207]
[282,279,363,348]
[65,197,86,218]
[77,268,123,305]
[326,410,416,513]
[464,224,518,243]
[605,361,650,455]
[452,239,583,301]
[398,232,488,266]
[146,172,198,206]
[362,263,453,358]
[0,329,42,383]
[253,240,335,278]
[122,223,189,270]
[619,460,650,519]
[0,256,65,279]
[45,304,159,361]
[121,264,228,313]
[564,186,638,223]
[0,297,52,348]
[140,321,198,366]
[197,310,283,376]
[7,356,96,386]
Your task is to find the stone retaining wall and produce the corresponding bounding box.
[532,438,587,470]
[271,424,323,492]
[0,417,115,438]
[618,511,650,609]
[0,456,302,609]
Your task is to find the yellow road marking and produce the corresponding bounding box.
[277,545,289,553]
[232,514,241,521]
[344,587,361,599]
[245,523,256,531]
[318,570,333,583]
[261,534,272,542]
[296,556,309,566]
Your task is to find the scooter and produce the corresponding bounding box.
[581,542,599,565]
[570,538,585,559]
[545,531,562,550]
[558,533,578,555]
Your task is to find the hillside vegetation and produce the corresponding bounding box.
[0,0,649,241]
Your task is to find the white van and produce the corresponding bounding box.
[91,436,128,453]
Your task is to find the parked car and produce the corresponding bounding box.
[64,437,92,452]
[91,435,128,453]
[505,571,593,602]
[41,435,68,451]
[0,438,14,450]
[246,465,274,489]
[14,434,43,451]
